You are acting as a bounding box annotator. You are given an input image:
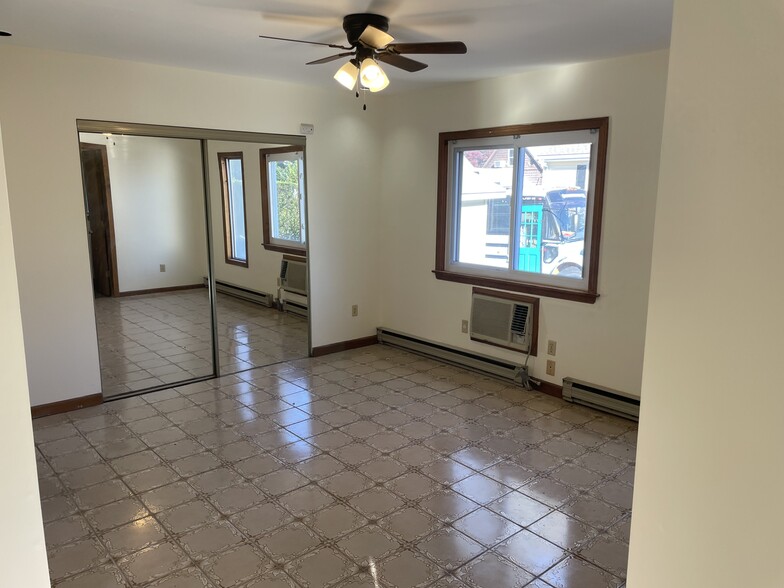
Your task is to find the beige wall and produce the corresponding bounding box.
[0,45,382,406]
[628,0,784,585]
[376,50,669,396]
[0,123,50,586]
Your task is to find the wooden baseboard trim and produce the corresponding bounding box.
[32,393,103,419]
[311,335,379,357]
[117,283,204,297]
[537,380,563,399]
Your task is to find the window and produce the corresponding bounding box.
[218,152,248,266]
[486,196,511,235]
[260,147,306,256]
[435,118,609,303]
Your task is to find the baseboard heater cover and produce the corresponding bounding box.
[283,299,308,318]
[377,328,524,383]
[562,377,640,421]
[214,281,274,307]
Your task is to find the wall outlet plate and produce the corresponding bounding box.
[461,320,469,333]
[546,360,556,376]
[299,123,314,135]
[547,340,557,356]
[351,304,358,317]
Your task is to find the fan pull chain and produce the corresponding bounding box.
[356,89,367,111]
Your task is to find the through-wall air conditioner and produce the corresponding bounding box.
[279,256,307,296]
[470,288,539,354]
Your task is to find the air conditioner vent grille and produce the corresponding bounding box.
[510,304,528,335]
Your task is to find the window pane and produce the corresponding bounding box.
[456,150,513,269]
[226,158,246,261]
[269,158,303,243]
[516,144,590,280]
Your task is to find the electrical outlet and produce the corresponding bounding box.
[461,320,469,333]
[546,360,556,376]
[159,264,166,272]
[547,340,557,356]
[351,304,358,317]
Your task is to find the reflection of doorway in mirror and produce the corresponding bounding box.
[80,142,118,298]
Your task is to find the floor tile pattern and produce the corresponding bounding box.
[35,345,636,587]
[96,290,308,397]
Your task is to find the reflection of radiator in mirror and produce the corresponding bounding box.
[278,255,308,317]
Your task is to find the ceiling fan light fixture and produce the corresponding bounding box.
[334,60,359,90]
[359,57,389,92]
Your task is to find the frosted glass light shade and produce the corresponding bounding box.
[334,61,358,90]
[359,58,389,92]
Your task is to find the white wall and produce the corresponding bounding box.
[81,133,207,292]
[0,45,382,406]
[206,140,288,296]
[0,124,50,586]
[377,50,669,395]
[628,1,784,586]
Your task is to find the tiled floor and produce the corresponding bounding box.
[96,290,308,397]
[35,345,636,587]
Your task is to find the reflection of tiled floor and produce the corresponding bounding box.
[35,345,635,587]
[96,290,308,397]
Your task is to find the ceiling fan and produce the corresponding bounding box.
[259,13,467,93]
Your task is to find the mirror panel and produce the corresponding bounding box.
[206,140,309,374]
[78,121,310,400]
[79,132,214,397]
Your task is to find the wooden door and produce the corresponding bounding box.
[80,143,117,297]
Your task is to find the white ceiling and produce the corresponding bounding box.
[1,0,673,93]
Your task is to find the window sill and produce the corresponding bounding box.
[225,258,248,268]
[262,243,307,257]
[433,269,599,304]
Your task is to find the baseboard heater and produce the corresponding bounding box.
[562,377,640,421]
[377,328,524,383]
[214,281,274,308]
[282,299,308,318]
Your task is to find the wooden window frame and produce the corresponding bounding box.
[435,117,609,304]
[218,151,248,267]
[260,146,307,257]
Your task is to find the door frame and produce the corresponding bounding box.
[80,142,120,296]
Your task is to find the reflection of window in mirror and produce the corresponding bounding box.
[260,147,306,256]
[218,152,248,266]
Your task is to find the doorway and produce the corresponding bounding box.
[80,142,118,298]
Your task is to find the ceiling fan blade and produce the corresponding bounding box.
[306,52,355,66]
[388,41,467,55]
[359,25,395,49]
[376,52,428,73]
[258,34,352,51]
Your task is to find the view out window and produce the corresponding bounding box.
[435,118,609,303]
[218,152,247,266]
[260,147,306,256]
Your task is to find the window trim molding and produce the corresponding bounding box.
[435,117,609,304]
[217,151,249,268]
[260,146,307,257]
